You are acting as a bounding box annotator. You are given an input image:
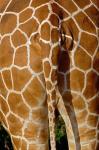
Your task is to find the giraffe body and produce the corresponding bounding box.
[0,0,99,150]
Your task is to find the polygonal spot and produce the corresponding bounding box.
[24,122,39,141]
[7,113,23,136]
[19,8,33,23]
[0,14,17,35]
[0,73,8,98]
[73,0,90,8]
[0,96,9,115]
[14,46,27,67]
[74,46,91,70]
[8,93,29,119]
[0,36,14,68]
[56,0,77,13]
[19,18,39,37]
[11,30,27,48]
[75,11,96,33]
[93,50,99,72]
[30,35,42,73]
[66,69,84,92]
[23,77,45,107]
[2,70,12,89]
[31,0,49,8]
[41,23,50,41]
[6,0,30,12]
[80,32,98,55]
[11,67,32,91]
[88,96,99,114]
[85,5,99,28]
[83,71,98,99]
[34,5,49,22]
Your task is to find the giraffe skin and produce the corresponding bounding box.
[0,0,58,150]
[0,0,99,150]
[55,0,99,150]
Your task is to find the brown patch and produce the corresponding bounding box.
[32,107,47,124]
[51,3,69,19]
[7,0,30,12]
[0,14,17,35]
[51,29,59,43]
[19,18,39,37]
[83,71,98,99]
[0,73,7,98]
[91,0,99,8]
[79,127,96,142]
[0,111,8,128]
[41,23,50,41]
[12,137,21,150]
[2,70,12,89]
[51,46,59,66]
[56,0,77,14]
[7,113,23,136]
[12,67,32,91]
[87,115,98,127]
[73,0,90,8]
[38,128,48,143]
[40,41,50,58]
[31,0,49,8]
[74,46,91,70]
[75,11,96,33]
[80,32,98,55]
[50,14,59,27]
[34,5,49,23]
[30,35,42,72]
[0,36,13,68]
[0,0,10,13]
[8,93,29,119]
[85,5,99,28]
[14,46,27,67]
[88,96,99,114]
[0,96,9,115]
[11,30,27,47]
[72,94,85,111]
[51,69,57,82]
[93,49,99,72]
[24,122,39,140]
[76,110,87,124]
[23,77,45,107]
[19,8,33,23]
[43,61,51,78]
[66,69,84,92]
[29,144,38,150]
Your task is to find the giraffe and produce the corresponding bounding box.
[54,0,99,150]
[0,1,99,150]
[0,0,60,150]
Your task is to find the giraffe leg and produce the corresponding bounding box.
[56,89,81,150]
[42,59,57,150]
